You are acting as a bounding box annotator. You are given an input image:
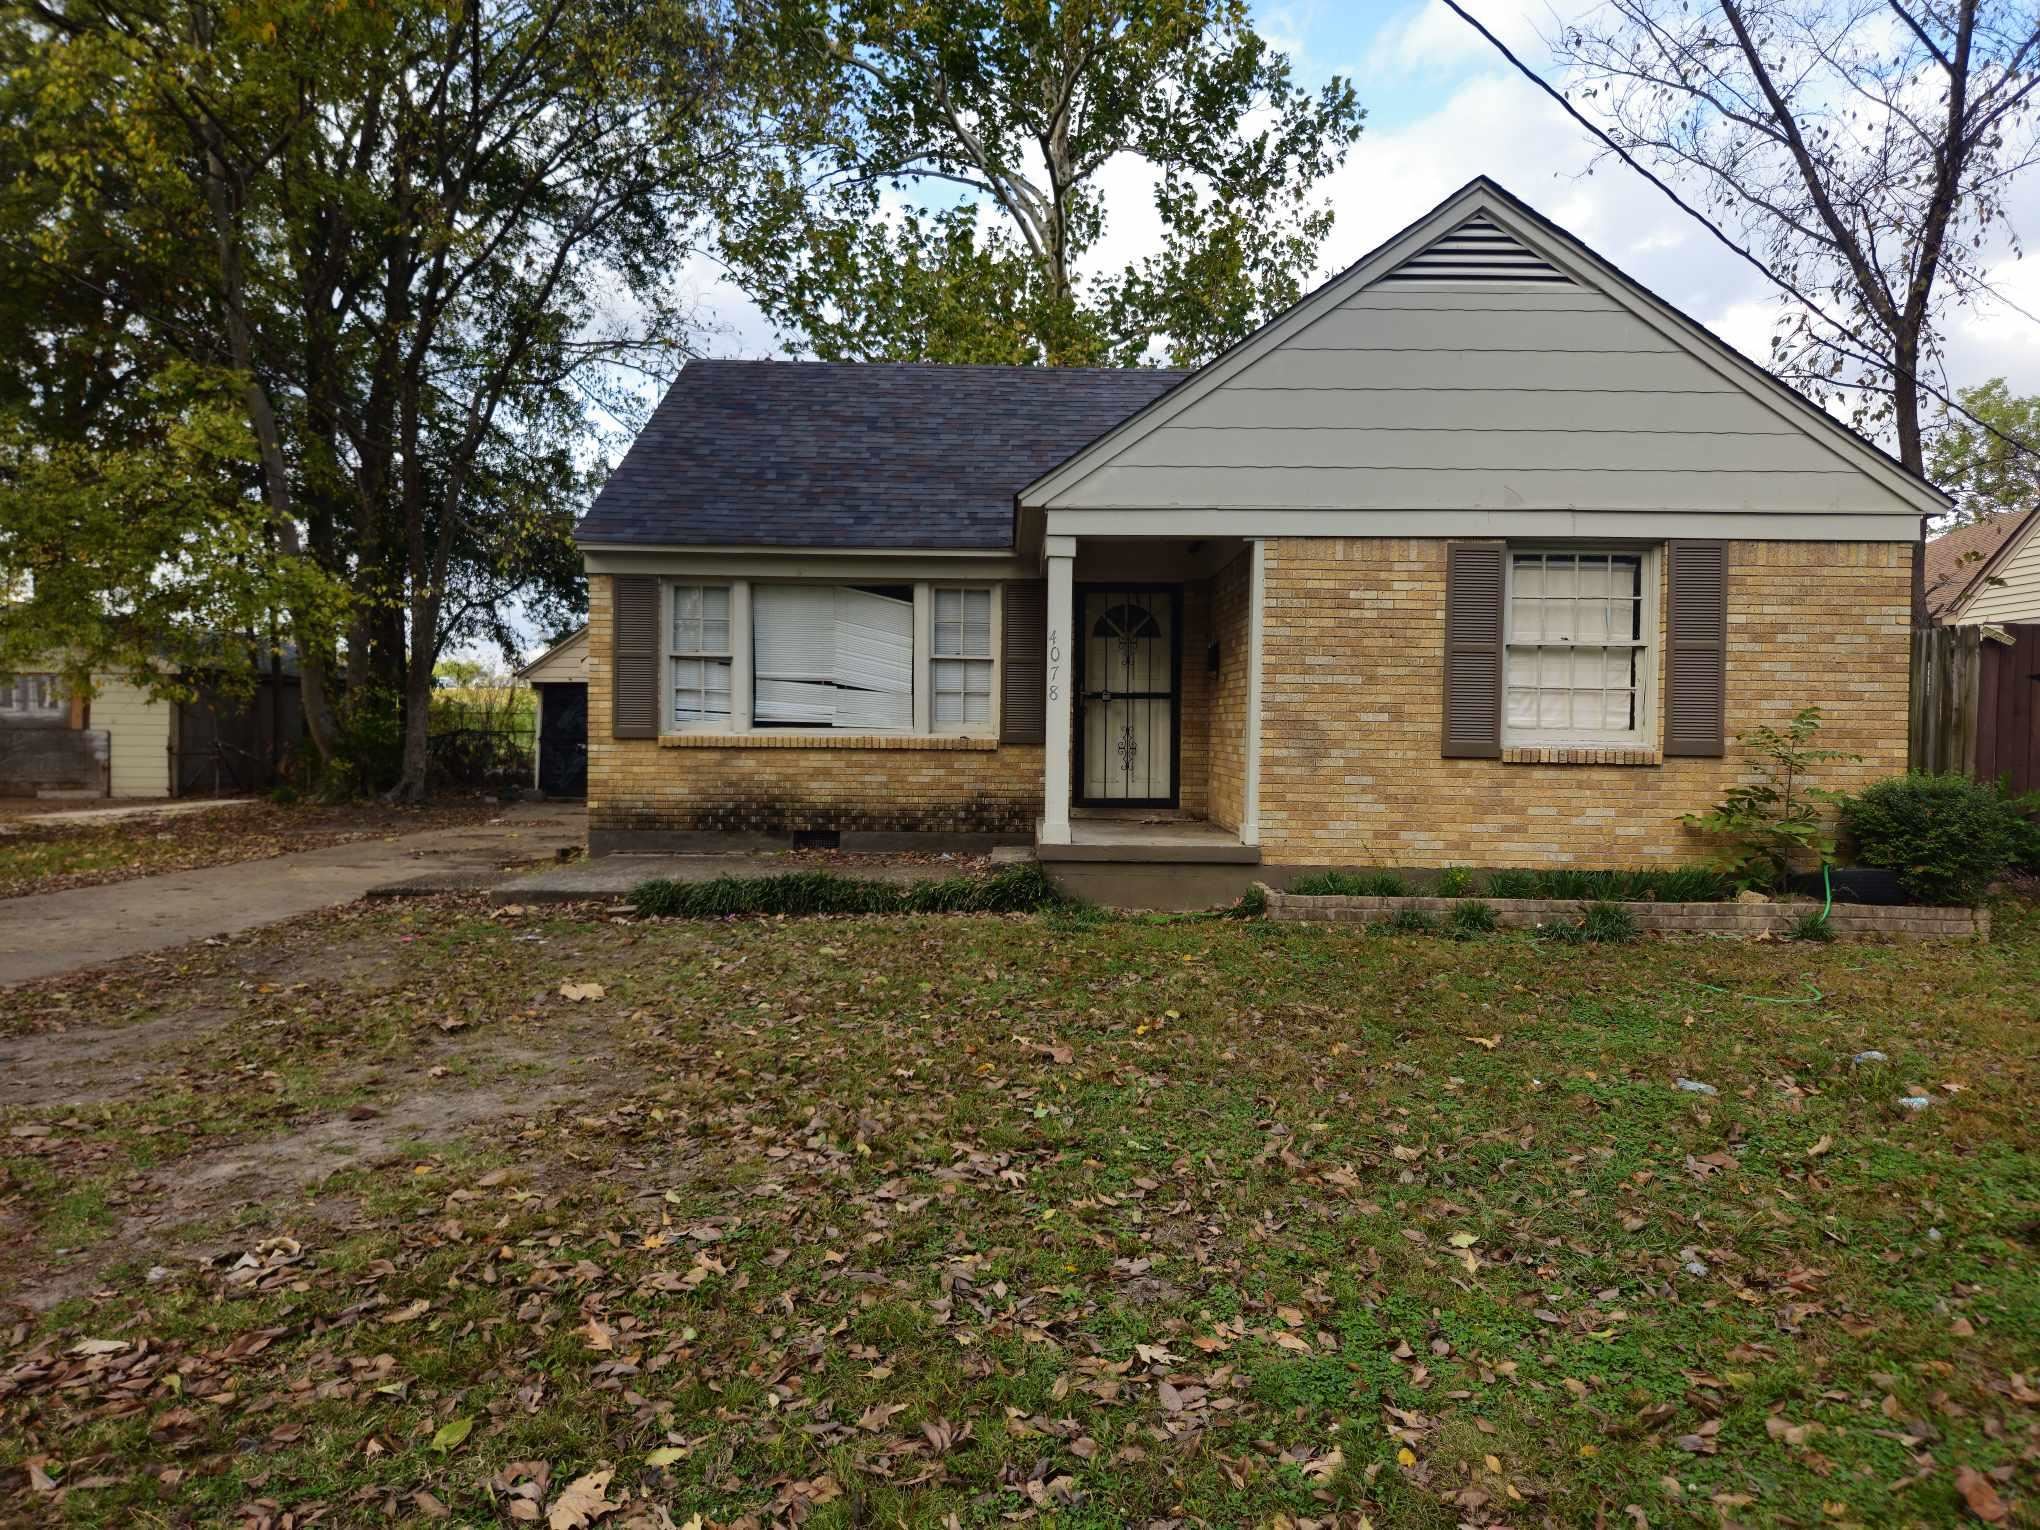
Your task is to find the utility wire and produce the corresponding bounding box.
[1437,0,2040,473]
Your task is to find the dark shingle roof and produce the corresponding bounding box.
[576,360,1189,551]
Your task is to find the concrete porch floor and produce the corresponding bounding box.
[1042,814,1259,863]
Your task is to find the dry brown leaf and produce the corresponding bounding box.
[1955,1466,2008,1524]
[547,1469,617,1529]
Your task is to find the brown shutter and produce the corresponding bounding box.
[611,575,659,739]
[1000,580,1047,745]
[1442,542,1505,758]
[1665,540,1728,757]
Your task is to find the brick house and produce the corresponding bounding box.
[576,177,1942,902]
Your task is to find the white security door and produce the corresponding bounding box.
[1079,589,1177,804]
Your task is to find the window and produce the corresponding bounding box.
[669,584,731,727]
[931,587,993,727]
[0,673,62,717]
[1505,551,1649,743]
[753,585,913,730]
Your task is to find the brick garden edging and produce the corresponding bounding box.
[1260,886,1989,942]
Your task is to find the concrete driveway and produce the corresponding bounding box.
[0,803,584,986]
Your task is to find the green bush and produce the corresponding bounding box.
[1540,901,1638,945]
[1384,906,1436,934]
[630,863,1061,919]
[1838,772,2022,904]
[1229,884,1268,919]
[1288,870,1406,897]
[1481,869,1540,900]
[1446,899,1497,937]
[1437,866,1473,897]
[1790,909,1835,943]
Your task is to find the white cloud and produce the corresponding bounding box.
[1362,0,1546,78]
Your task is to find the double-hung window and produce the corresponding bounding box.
[1504,550,1650,745]
[931,587,994,728]
[669,584,732,727]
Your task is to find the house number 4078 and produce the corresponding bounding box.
[1047,631,1062,702]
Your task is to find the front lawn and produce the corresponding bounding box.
[1,900,2034,1526]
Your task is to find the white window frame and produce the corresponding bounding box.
[925,583,999,737]
[1502,546,1656,749]
[663,582,734,732]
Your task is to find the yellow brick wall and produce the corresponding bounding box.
[1175,577,1213,819]
[1207,550,1253,833]
[586,576,1045,836]
[1257,538,1911,868]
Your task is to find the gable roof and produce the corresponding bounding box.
[576,360,1188,551]
[1022,176,1950,516]
[1925,509,2037,619]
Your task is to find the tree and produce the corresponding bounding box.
[1552,0,2040,616]
[8,0,766,796]
[721,0,1364,366]
[1929,378,2040,521]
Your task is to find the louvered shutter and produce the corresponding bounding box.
[1665,540,1728,757]
[1442,542,1505,759]
[1000,580,1047,745]
[610,575,660,739]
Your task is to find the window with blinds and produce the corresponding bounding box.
[753,585,914,730]
[669,585,732,726]
[1504,551,1650,743]
[931,587,993,727]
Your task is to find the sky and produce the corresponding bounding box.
[673,0,2040,398]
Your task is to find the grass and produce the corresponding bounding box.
[1,897,2036,1526]
[1287,869,1407,896]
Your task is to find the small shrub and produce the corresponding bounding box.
[1838,772,2025,905]
[631,863,1060,919]
[1384,906,1436,934]
[1482,869,1540,900]
[1446,899,1497,937]
[1230,884,1268,919]
[1437,866,1473,898]
[1536,868,1597,901]
[1678,705,1856,891]
[1580,901,1639,942]
[1790,909,1835,942]
[1288,870,1406,897]
[1641,866,1732,903]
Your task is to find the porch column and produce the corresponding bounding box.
[1040,536,1076,845]
[1242,539,1265,847]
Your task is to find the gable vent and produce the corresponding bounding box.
[1377,213,1576,285]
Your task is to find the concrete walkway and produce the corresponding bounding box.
[477,849,1015,904]
[0,804,584,985]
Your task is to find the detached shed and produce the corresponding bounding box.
[517,629,588,798]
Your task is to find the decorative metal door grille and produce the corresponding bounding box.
[1077,588,1178,805]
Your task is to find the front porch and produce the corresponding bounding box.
[1034,534,1266,859]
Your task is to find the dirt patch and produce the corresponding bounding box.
[8,1074,589,1313]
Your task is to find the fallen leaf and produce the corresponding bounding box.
[430,1416,473,1454]
[548,1469,617,1529]
[559,981,605,1002]
[1955,1466,2008,1523]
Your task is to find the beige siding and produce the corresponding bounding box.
[522,629,588,684]
[1041,283,1918,518]
[93,677,173,797]
[1956,526,2040,623]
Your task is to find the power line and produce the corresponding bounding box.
[1436,0,2040,474]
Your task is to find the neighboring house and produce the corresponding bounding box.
[573,176,1943,900]
[516,628,589,798]
[0,663,301,800]
[1924,509,2040,624]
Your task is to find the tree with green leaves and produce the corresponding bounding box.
[1930,378,2040,523]
[6,0,767,795]
[722,0,1364,366]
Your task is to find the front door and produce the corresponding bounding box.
[1077,587,1179,806]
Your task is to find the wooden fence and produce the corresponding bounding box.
[1910,623,2040,793]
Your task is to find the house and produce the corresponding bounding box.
[516,628,589,798]
[573,177,1942,905]
[1924,509,2040,623]
[0,663,300,800]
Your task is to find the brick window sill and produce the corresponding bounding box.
[1502,745,1662,767]
[658,731,999,752]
